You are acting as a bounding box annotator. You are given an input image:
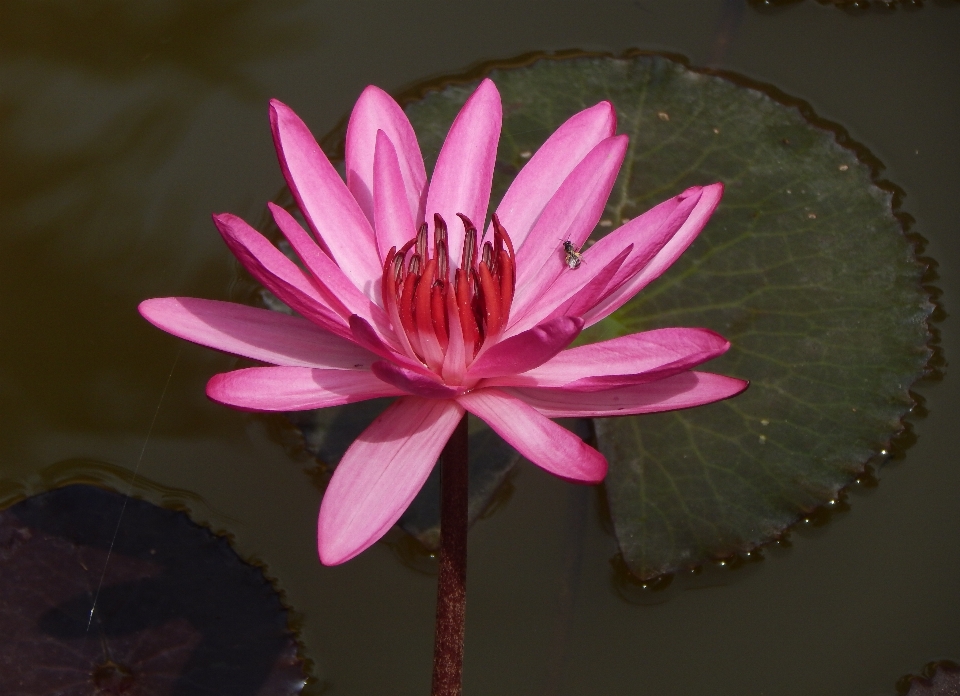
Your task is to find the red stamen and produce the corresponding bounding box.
[442,282,466,384]
[382,247,400,318]
[415,259,444,369]
[408,253,422,277]
[436,240,449,286]
[478,261,501,337]
[432,282,449,351]
[391,252,404,289]
[497,248,514,322]
[382,246,398,293]
[381,245,419,360]
[455,268,479,350]
[481,241,493,273]
[492,214,516,286]
[382,212,517,369]
[470,269,483,341]
[415,222,428,260]
[399,272,420,356]
[397,238,417,274]
[434,214,447,256]
[416,259,437,329]
[458,214,477,272]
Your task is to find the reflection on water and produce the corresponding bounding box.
[0,0,311,82]
[0,0,317,456]
[0,0,313,242]
[540,484,590,696]
[709,0,748,63]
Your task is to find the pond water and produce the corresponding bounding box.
[1,1,958,694]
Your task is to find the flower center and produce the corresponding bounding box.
[381,213,516,372]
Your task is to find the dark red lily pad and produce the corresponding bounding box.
[899,661,960,696]
[749,0,929,10]
[0,484,304,695]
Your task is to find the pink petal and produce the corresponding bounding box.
[491,101,616,249]
[587,188,699,290]
[345,85,427,227]
[371,361,462,398]
[511,135,628,317]
[468,316,583,379]
[206,366,402,411]
[269,100,382,296]
[485,328,730,390]
[139,297,376,369]
[269,203,397,346]
[457,389,607,483]
[317,397,465,565]
[507,371,749,417]
[424,79,501,266]
[513,186,703,336]
[348,314,432,376]
[374,131,418,261]
[583,182,724,326]
[212,213,349,339]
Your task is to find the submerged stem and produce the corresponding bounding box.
[431,414,469,696]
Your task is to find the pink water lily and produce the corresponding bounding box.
[139,79,747,565]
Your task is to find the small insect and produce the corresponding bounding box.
[561,240,584,270]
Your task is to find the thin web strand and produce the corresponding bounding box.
[85,346,182,631]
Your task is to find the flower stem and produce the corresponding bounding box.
[431,414,469,696]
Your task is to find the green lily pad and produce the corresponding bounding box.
[393,53,932,579]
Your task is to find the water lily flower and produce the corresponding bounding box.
[139,79,747,566]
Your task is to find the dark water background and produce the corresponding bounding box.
[1,1,958,694]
